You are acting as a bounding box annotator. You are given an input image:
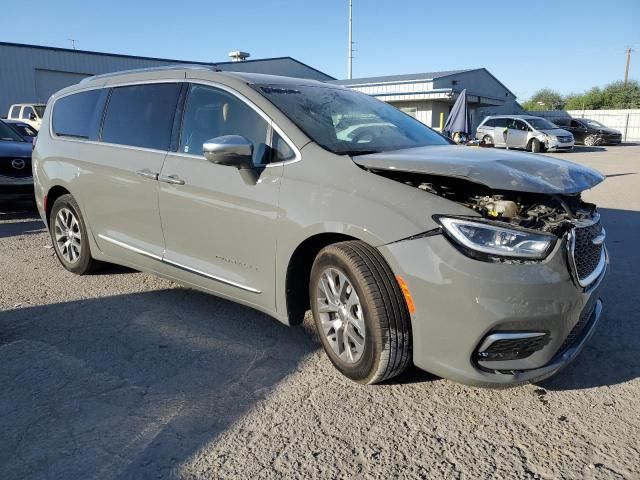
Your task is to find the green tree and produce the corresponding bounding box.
[522,88,565,111]
[564,87,604,110]
[601,80,640,108]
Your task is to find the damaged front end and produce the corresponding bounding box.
[374,170,607,288]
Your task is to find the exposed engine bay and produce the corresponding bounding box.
[374,170,597,237]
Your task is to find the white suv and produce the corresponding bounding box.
[7,103,46,130]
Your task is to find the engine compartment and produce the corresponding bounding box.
[373,170,597,236]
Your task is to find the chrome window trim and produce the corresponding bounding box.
[97,234,261,294]
[49,78,302,166]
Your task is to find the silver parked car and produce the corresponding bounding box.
[33,67,607,387]
[477,115,575,152]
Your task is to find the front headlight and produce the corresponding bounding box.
[437,217,556,260]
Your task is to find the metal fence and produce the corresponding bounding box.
[526,109,640,142]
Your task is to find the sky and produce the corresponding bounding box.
[3,0,639,101]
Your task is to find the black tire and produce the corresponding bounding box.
[49,194,98,275]
[310,241,412,384]
[482,135,493,146]
[530,138,542,153]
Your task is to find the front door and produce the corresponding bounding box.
[506,119,529,149]
[158,83,292,310]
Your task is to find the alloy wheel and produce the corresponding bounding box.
[54,207,82,264]
[316,268,366,363]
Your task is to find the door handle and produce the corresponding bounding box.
[158,174,185,185]
[136,169,159,180]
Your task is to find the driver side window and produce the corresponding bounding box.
[179,84,270,166]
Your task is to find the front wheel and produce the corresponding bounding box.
[310,241,412,384]
[584,134,598,147]
[530,138,543,153]
[49,194,99,275]
[482,135,493,146]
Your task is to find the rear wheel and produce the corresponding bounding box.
[530,138,542,153]
[310,241,412,384]
[49,194,98,275]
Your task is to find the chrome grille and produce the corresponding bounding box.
[568,219,606,286]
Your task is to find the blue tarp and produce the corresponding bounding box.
[443,89,472,139]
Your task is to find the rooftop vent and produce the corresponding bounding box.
[228,51,250,62]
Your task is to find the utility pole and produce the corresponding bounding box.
[348,0,353,79]
[67,38,78,50]
[624,47,634,85]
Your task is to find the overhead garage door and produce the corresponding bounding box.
[34,69,91,103]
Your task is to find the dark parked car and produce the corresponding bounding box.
[553,118,622,146]
[4,119,38,142]
[0,119,33,200]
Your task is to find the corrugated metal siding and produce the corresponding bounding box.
[0,44,332,114]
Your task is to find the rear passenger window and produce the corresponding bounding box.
[53,90,102,139]
[102,83,181,150]
[494,118,509,128]
[9,106,20,119]
[483,119,496,127]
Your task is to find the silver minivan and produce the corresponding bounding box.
[34,67,607,387]
[477,115,575,152]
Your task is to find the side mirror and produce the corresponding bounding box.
[29,113,37,121]
[203,135,253,169]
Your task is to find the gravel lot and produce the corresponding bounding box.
[1,145,639,480]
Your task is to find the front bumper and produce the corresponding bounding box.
[0,175,34,199]
[546,138,574,151]
[378,233,607,387]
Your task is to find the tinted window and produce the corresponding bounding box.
[0,121,25,142]
[9,106,20,118]
[21,107,34,120]
[102,83,181,150]
[179,84,269,166]
[482,119,496,127]
[570,120,584,128]
[53,90,102,139]
[271,130,296,162]
[492,118,509,128]
[254,84,449,155]
[34,105,45,117]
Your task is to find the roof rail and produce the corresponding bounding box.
[80,64,218,83]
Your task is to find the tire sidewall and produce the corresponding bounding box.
[49,195,93,274]
[310,249,381,383]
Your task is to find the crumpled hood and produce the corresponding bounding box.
[0,139,32,157]
[352,145,604,194]
[540,128,572,137]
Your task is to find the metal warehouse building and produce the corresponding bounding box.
[0,42,334,115]
[331,69,522,131]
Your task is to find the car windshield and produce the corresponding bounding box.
[254,84,450,155]
[0,121,25,142]
[584,119,606,128]
[34,105,46,117]
[526,118,559,130]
